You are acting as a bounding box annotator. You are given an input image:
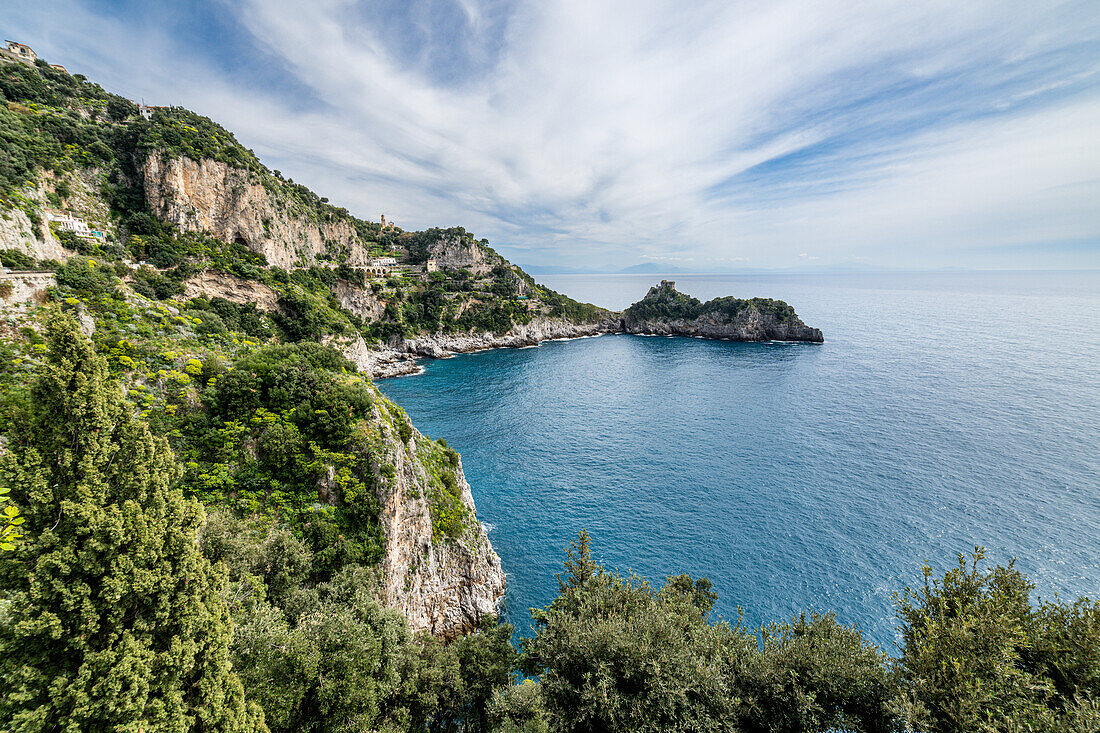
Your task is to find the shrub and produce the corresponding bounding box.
[0,249,36,270]
[54,257,117,296]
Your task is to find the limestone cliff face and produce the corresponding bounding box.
[182,270,279,311]
[0,208,62,260]
[334,280,386,322]
[0,271,55,305]
[141,154,372,269]
[368,394,505,639]
[427,234,503,276]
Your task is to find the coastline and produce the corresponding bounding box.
[346,316,823,380]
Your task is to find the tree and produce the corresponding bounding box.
[0,313,266,732]
[524,531,900,733]
[895,548,1100,731]
[524,531,754,732]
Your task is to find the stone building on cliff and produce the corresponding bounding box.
[2,41,38,65]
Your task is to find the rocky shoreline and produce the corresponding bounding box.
[343,282,824,379]
[345,314,822,380]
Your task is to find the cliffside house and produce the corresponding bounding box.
[46,211,104,239]
[49,64,67,73]
[373,256,398,267]
[426,259,439,273]
[2,41,37,65]
[139,105,165,120]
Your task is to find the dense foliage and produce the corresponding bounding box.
[0,314,264,732]
[521,531,896,733]
[165,343,402,581]
[203,512,517,733]
[894,550,1100,730]
[623,281,797,324]
[514,533,1100,733]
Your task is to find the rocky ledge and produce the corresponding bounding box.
[404,317,612,358]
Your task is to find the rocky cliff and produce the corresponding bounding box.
[342,318,614,379]
[182,269,279,310]
[141,153,373,269]
[425,232,503,276]
[403,317,612,357]
[0,167,108,261]
[369,394,505,638]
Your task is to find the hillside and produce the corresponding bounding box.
[0,46,520,640]
[0,54,609,351]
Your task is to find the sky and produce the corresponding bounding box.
[5,0,1100,271]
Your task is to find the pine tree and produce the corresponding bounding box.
[0,314,266,733]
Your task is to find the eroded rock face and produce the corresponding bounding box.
[141,154,372,269]
[0,272,55,305]
[370,397,505,639]
[183,270,279,311]
[334,281,386,322]
[343,337,422,379]
[427,234,501,276]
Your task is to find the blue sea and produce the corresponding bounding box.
[378,271,1100,649]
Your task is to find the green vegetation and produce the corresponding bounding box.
[0,486,23,551]
[0,314,264,731]
[623,281,798,325]
[514,532,1100,733]
[179,342,389,579]
[203,512,517,733]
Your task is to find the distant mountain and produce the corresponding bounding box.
[616,263,687,274]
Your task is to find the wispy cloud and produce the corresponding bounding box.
[6,0,1100,269]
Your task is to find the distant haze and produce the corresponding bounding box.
[7,0,1100,271]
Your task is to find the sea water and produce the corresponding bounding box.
[378,271,1100,649]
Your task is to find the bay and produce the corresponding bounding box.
[378,270,1100,648]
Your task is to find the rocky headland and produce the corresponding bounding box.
[618,280,824,342]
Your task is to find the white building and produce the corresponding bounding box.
[372,256,397,267]
[46,211,104,239]
[426,259,439,273]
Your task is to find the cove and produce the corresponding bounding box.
[377,272,1100,648]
